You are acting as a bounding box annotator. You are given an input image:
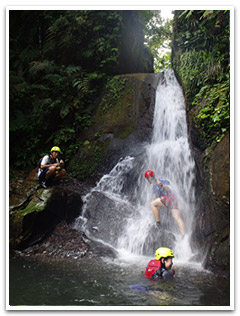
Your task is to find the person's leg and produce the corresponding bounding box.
[53,168,66,182]
[171,208,185,236]
[38,168,48,182]
[45,166,56,180]
[150,198,165,222]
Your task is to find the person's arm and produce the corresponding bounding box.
[157,179,171,192]
[161,269,175,280]
[40,162,60,170]
[151,269,162,280]
[59,159,64,167]
[40,156,60,170]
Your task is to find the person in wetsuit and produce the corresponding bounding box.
[131,247,175,292]
[145,170,185,236]
[151,247,175,280]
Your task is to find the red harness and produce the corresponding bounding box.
[161,194,177,208]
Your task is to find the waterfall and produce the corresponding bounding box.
[75,69,196,262]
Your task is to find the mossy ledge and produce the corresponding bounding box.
[68,73,161,181]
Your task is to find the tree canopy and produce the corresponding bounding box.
[172,10,230,145]
[9,10,171,171]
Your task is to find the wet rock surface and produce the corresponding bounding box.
[142,226,176,256]
[83,190,131,247]
[98,73,161,174]
[9,171,117,263]
[9,171,84,250]
[190,133,230,277]
[16,222,89,262]
[12,221,118,264]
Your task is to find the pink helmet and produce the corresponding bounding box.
[145,170,154,178]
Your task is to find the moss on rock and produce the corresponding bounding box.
[68,73,159,181]
[15,188,53,216]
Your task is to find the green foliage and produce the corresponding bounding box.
[9,10,156,175]
[174,49,224,101]
[64,142,82,164]
[67,140,108,180]
[141,10,173,72]
[9,10,123,171]
[193,78,230,144]
[154,52,171,73]
[9,59,95,169]
[99,77,127,112]
[47,127,76,145]
[172,10,230,145]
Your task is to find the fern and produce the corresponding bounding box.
[28,60,55,77]
[46,127,75,145]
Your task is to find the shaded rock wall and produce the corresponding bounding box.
[172,11,230,276]
[68,73,161,181]
[119,11,154,74]
[174,76,230,277]
[190,133,230,276]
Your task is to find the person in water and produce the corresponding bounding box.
[143,247,175,281]
[131,247,175,292]
[38,146,66,188]
[145,170,185,236]
[152,247,175,280]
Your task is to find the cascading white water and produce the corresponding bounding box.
[76,69,196,262]
[117,69,196,261]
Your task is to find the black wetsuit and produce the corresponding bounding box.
[152,266,174,280]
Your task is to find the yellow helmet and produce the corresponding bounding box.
[50,146,61,153]
[155,247,174,260]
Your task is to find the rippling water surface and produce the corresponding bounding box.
[9,254,230,307]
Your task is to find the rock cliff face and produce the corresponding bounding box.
[172,10,230,277]
[68,73,161,181]
[173,78,230,277]
[9,73,160,254]
[190,131,230,276]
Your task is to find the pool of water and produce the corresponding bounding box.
[9,253,230,308]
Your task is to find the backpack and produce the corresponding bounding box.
[144,260,161,279]
[38,154,51,168]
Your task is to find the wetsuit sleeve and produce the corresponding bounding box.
[151,269,162,280]
[161,269,174,280]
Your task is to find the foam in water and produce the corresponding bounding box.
[76,69,197,264]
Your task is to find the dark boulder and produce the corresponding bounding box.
[83,191,131,247]
[9,171,84,250]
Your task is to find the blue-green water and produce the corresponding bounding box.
[9,254,230,307]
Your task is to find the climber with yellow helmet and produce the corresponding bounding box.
[38,146,66,188]
[131,247,175,292]
[144,247,175,280]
